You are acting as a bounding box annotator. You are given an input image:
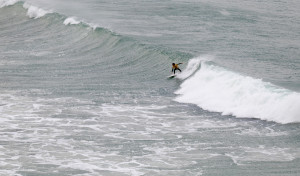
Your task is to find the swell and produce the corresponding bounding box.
[0,2,185,94]
[2,1,299,124]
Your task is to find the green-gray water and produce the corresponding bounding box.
[1,1,300,175]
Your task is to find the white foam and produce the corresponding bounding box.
[0,0,18,8]
[63,17,103,30]
[86,22,99,30]
[226,146,295,165]
[64,17,81,25]
[176,55,213,80]
[176,58,201,80]
[237,126,288,137]
[23,3,50,19]
[175,60,300,124]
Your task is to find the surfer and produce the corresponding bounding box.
[172,63,182,74]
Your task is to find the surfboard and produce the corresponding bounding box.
[168,74,176,79]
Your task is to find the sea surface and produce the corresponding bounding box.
[1,0,300,175]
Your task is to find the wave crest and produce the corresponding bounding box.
[0,0,18,8]
[64,17,80,25]
[23,2,51,19]
[175,59,300,124]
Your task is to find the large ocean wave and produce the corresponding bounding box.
[1,1,299,124]
[0,1,180,93]
[175,57,300,124]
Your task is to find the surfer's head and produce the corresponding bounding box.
[172,63,175,66]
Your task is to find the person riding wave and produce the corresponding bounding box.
[172,63,182,74]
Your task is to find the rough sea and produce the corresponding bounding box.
[1,0,300,175]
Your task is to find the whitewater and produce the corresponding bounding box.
[1,0,300,175]
[175,57,300,124]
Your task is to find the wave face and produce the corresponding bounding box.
[0,2,177,95]
[175,58,300,124]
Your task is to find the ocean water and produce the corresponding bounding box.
[0,0,300,175]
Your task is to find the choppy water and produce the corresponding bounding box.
[1,0,300,175]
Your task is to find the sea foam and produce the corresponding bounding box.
[1,1,100,30]
[175,58,300,124]
[0,0,18,8]
[176,56,212,80]
[63,17,81,25]
[23,3,50,19]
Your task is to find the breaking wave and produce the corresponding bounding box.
[1,1,299,125]
[175,57,300,124]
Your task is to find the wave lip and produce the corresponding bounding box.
[1,1,100,31]
[175,60,300,124]
[64,17,81,25]
[176,57,202,80]
[0,0,18,8]
[23,2,51,19]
